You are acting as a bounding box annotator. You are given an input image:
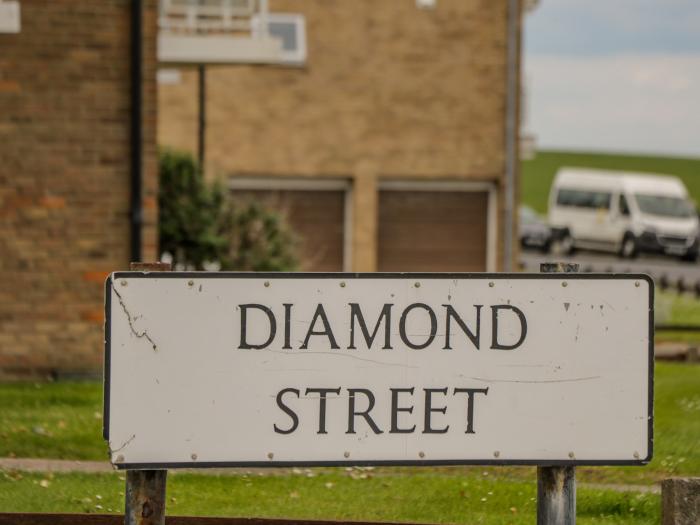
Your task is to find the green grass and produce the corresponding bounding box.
[0,470,660,524]
[654,330,700,343]
[657,290,700,325]
[655,291,700,343]
[521,150,700,214]
[0,382,106,461]
[1,363,698,485]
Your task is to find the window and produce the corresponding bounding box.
[252,13,306,65]
[634,194,696,219]
[229,178,351,271]
[556,189,611,210]
[377,181,497,272]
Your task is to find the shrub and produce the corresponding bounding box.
[158,149,299,271]
[158,149,226,270]
[219,200,299,271]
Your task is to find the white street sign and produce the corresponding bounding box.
[104,273,653,468]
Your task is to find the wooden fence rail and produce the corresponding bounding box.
[0,515,421,525]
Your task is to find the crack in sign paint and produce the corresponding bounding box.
[109,433,136,454]
[266,349,419,368]
[112,281,158,351]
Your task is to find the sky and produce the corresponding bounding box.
[524,0,700,157]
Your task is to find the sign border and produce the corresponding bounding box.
[103,272,654,469]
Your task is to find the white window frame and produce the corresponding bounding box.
[251,12,307,65]
[378,180,498,272]
[0,0,20,34]
[229,177,353,271]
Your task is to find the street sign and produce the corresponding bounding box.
[104,273,653,469]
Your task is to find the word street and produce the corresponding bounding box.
[274,386,489,435]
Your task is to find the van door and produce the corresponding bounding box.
[569,189,612,245]
[587,191,615,245]
[611,193,633,246]
[552,188,611,246]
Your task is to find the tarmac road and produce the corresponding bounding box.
[520,248,700,291]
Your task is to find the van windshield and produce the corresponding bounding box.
[634,194,696,218]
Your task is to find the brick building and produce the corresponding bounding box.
[158,0,522,273]
[0,0,521,376]
[0,1,158,377]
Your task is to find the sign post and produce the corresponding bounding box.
[537,262,579,524]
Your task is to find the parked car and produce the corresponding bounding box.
[548,168,699,261]
[519,205,552,252]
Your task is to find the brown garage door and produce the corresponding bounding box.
[230,189,345,272]
[378,190,488,272]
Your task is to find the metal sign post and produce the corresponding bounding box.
[121,262,171,525]
[537,262,579,524]
[125,469,167,525]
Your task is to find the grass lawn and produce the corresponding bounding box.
[1,364,698,486]
[0,470,660,524]
[655,291,700,343]
[0,381,106,461]
[521,150,700,215]
[656,290,700,324]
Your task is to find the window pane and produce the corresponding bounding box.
[556,189,611,209]
[634,194,695,218]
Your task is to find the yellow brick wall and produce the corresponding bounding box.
[0,0,158,377]
[158,0,520,271]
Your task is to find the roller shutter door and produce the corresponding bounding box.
[230,189,346,271]
[378,190,488,272]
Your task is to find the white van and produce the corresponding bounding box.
[548,168,699,260]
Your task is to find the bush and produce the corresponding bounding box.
[158,149,299,271]
[158,149,226,270]
[219,200,299,271]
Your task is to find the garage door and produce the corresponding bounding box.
[230,189,346,272]
[378,190,488,272]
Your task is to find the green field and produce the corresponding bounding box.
[0,382,105,461]
[1,363,698,484]
[655,290,700,326]
[0,470,660,524]
[521,150,700,214]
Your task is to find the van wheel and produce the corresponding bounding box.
[620,233,638,259]
[540,239,552,254]
[681,250,698,263]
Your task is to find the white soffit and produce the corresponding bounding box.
[158,33,285,64]
[0,1,20,33]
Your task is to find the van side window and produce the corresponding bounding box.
[619,195,630,216]
[556,189,611,210]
